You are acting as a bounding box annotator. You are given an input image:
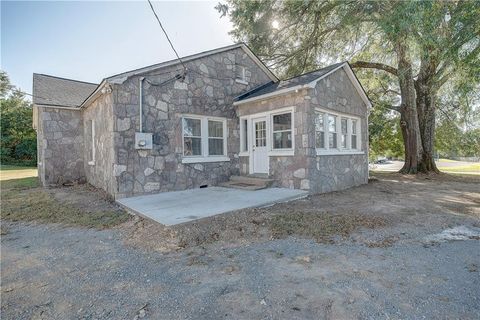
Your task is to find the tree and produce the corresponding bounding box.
[217,0,480,173]
[0,71,37,166]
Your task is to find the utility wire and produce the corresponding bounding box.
[147,0,187,73]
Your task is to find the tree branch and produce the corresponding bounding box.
[385,105,401,112]
[350,61,398,77]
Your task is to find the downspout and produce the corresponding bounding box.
[139,77,145,132]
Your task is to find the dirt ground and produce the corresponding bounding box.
[1,173,479,319]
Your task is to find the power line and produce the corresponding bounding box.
[146,0,187,73]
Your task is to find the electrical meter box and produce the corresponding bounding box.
[135,132,153,150]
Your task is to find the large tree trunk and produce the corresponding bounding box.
[415,80,440,173]
[395,40,423,174]
[415,57,440,173]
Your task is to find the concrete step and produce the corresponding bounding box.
[220,175,275,191]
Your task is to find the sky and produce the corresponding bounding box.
[1,0,234,94]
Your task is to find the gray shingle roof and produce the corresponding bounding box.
[33,74,98,108]
[236,62,345,101]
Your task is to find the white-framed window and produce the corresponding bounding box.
[315,108,362,155]
[272,112,293,149]
[182,115,229,163]
[183,118,202,156]
[240,118,248,153]
[315,112,325,149]
[341,118,348,149]
[88,119,95,165]
[235,65,248,84]
[351,119,358,149]
[208,120,224,156]
[328,114,337,149]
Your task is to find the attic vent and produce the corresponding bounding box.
[235,65,247,84]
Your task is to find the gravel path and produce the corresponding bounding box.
[1,174,479,319]
[2,222,479,319]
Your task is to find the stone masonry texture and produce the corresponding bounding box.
[237,67,369,193]
[36,107,85,186]
[37,50,368,198]
[111,47,272,198]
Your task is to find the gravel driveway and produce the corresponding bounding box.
[1,173,479,319]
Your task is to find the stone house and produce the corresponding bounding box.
[33,43,371,199]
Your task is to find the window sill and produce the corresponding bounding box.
[269,150,294,157]
[316,149,364,156]
[88,161,95,166]
[235,79,249,85]
[239,151,249,157]
[182,156,230,164]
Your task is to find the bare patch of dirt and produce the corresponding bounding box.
[123,172,479,252]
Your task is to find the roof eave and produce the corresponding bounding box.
[79,80,106,109]
[234,62,373,108]
[233,84,307,106]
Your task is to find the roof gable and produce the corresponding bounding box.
[33,74,98,108]
[234,62,371,108]
[106,43,278,84]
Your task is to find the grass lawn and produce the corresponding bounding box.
[0,165,37,181]
[0,165,130,229]
[438,162,480,174]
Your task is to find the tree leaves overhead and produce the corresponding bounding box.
[217,0,480,160]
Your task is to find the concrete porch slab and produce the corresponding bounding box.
[117,187,308,226]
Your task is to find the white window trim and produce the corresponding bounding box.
[181,114,229,164]
[88,119,95,166]
[238,107,296,169]
[271,111,294,153]
[239,116,249,156]
[315,108,363,156]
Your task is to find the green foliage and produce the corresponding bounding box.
[217,0,480,161]
[0,71,37,166]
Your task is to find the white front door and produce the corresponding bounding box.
[252,117,268,174]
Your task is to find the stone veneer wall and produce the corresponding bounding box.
[306,67,369,193]
[236,91,311,189]
[110,47,272,198]
[236,67,369,193]
[36,106,85,186]
[83,92,116,196]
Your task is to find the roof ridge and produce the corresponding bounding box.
[33,73,98,86]
[106,43,245,80]
[279,61,346,82]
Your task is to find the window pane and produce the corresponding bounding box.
[329,132,337,148]
[255,121,266,147]
[315,113,324,131]
[351,134,357,149]
[208,138,224,155]
[273,132,292,149]
[273,113,292,131]
[242,119,248,151]
[328,115,337,132]
[352,120,357,134]
[341,118,347,134]
[208,120,223,138]
[316,131,325,148]
[183,118,201,137]
[342,134,347,148]
[184,137,202,156]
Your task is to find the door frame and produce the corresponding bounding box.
[240,106,296,175]
[250,116,269,174]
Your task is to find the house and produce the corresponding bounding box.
[33,43,371,199]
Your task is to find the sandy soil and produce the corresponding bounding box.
[1,173,479,319]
